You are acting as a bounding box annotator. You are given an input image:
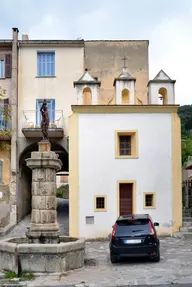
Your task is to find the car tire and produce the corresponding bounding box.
[150,249,160,263]
[110,253,118,263]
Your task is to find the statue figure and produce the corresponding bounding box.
[40,99,49,141]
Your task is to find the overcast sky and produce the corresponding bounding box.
[0,0,191,105]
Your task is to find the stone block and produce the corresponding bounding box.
[39,210,56,224]
[45,168,56,182]
[38,141,51,152]
[32,169,46,182]
[31,210,41,223]
[46,196,56,210]
[32,182,40,196]
[32,196,46,210]
[39,182,56,196]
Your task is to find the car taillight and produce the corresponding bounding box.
[112,223,117,240]
[149,220,156,238]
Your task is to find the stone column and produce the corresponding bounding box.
[25,142,62,243]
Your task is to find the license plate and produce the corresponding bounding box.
[124,239,141,244]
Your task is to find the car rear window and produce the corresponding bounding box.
[116,218,151,236]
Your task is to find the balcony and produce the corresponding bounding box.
[22,110,64,138]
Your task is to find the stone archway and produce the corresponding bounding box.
[17,141,68,223]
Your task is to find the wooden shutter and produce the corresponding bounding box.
[5,54,12,78]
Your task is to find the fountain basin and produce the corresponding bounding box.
[0,236,85,273]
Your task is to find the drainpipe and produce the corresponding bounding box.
[10,27,19,225]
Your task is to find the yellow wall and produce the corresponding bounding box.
[69,113,79,237]
[0,150,11,184]
[171,112,182,232]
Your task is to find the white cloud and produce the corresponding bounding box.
[149,13,192,105]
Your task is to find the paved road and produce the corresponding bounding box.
[1,201,192,287]
[27,237,192,287]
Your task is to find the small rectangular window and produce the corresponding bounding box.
[94,196,107,212]
[37,52,55,77]
[0,60,5,78]
[115,130,138,159]
[144,193,156,208]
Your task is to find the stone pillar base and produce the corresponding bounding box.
[26,228,60,244]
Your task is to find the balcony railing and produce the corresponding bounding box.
[22,110,64,129]
[22,110,64,138]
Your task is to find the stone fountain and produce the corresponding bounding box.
[0,101,85,274]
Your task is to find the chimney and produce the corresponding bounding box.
[22,34,29,40]
[12,28,19,41]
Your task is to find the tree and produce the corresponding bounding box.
[0,86,12,152]
[178,105,192,167]
[181,136,192,167]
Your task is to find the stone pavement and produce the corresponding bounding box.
[25,237,192,287]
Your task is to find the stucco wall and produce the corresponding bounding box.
[0,48,12,99]
[18,46,84,138]
[0,151,11,184]
[84,41,149,104]
[78,112,172,238]
[149,82,175,105]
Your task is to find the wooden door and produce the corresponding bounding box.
[119,183,133,215]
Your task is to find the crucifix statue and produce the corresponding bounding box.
[40,99,49,141]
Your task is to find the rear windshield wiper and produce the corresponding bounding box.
[132,229,144,232]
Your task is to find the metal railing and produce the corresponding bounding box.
[22,110,64,129]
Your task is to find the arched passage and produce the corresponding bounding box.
[122,88,129,104]
[158,87,168,105]
[83,87,92,105]
[18,141,68,222]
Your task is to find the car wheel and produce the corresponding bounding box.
[150,249,160,263]
[110,252,118,263]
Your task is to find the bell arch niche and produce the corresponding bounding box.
[83,87,92,105]
[122,88,130,104]
[158,87,168,105]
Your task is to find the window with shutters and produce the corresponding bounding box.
[0,160,3,184]
[37,52,55,77]
[115,130,139,158]
[0,60,5,78]
[0,99,9,130]
[5,54,12,78]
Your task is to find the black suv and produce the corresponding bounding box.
[109,214,160,263]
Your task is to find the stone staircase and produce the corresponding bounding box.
[180,207,192,238]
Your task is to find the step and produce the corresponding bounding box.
[180,232,192,239]
[183,217,192,222]
[182,221,192,227]
[180,227,192,232]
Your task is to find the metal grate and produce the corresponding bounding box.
[145,194,153,207]
[96,197,105,209]
[119,135,131,156]
[86,216,94,225]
